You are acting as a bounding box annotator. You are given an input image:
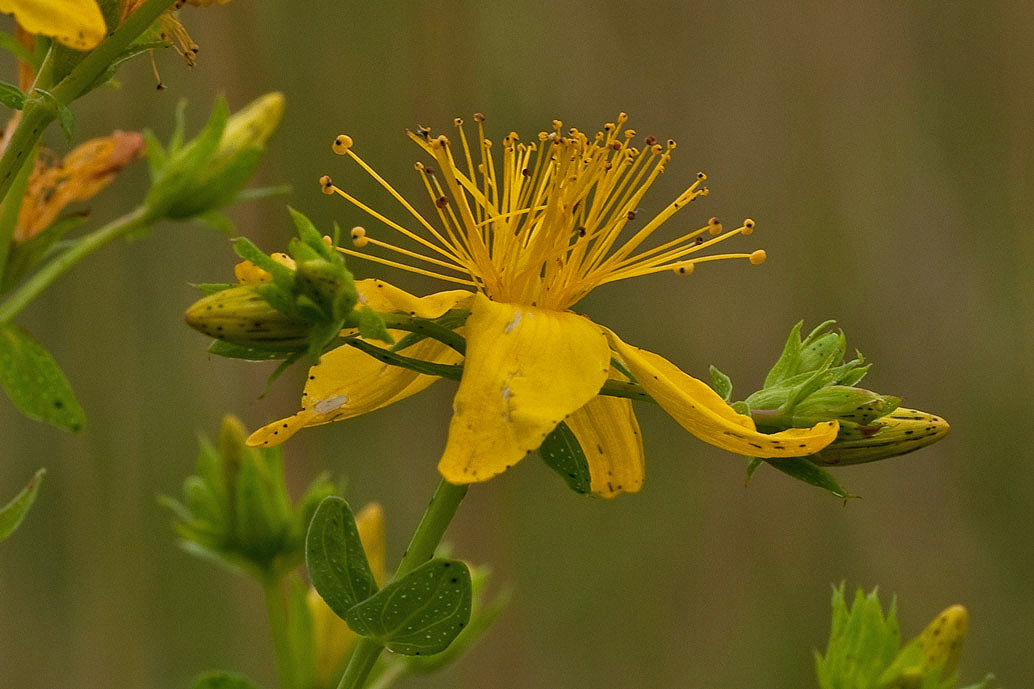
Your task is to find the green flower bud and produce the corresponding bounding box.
[184,283,314,351]
[144,93,285,220]
[162,415,335,578]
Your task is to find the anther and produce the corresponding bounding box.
[708,217,723,235]
[521,168,531,178]
[749,249,767,265]
[332,135,353,155]
[625,129,636,137]
[319,175,335,195]
[742,218,756,234]
[418,125,431,139]
[617,112,628,122]
[696,171,706,180]
[473,112,485,122]
[667,139,677,149]
[644,135,657,146]
[350,226,368,248]
[453,117,464,126]
[673,262,694,275]
[435,195,449,208]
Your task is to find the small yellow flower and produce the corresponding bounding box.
[307,502,385,689]
[0,0,105,50]
[249,115,839,495]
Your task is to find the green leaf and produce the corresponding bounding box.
[0,468,46,543]
[760,457,855,500]
[708,364,733,402]
[0,324,85,431]
[0,80,25,110]
[306,496,378,618]
[764,320,803,388]
[538,421,592,494]
[356,306,392,344]
[345,558,472,656]
[2,214,89,293]
[189,670,264,689]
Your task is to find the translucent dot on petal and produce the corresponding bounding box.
[332,135,353,155]
[750,249,767,265]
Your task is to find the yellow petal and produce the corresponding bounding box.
[605,329,839,458]
[0,0,106,50]
[566,394,644,497]
[355,278,472,317]
[438,293,611,483]
[247,284,471,447]
[247,332,462,447]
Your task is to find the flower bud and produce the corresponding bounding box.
[145,93,284,220]
[162,415,335,577]
[812,408,950,466]
[880,605,969,687]
[184,284,314,351]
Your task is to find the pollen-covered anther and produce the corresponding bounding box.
[708,217,723,235]
[673,262,695,275]
[749,249,767,265]
[332,135,353,155]
[473,112,485,122]
[667,139,677,149]
[742,218,756,235]
[350,226,368,248]
[319,175,335,195]
[435,195,450,208]
[696,171,706,180]
[453,117,464,126]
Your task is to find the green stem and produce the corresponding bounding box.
[380,311,468,354]
[261,574,296,689]
[336,479,469,689]
[0,205,152,324]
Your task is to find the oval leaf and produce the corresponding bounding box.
[0,468,45,542]
[344,558,472,656]
[760,457,855,500]
[0,324,84,431]
[305,496,378,618]
[538,421,591,494]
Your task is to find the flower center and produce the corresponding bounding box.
[318,113,765,310]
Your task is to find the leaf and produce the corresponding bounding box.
[761,457,855,500]
[0,79,24,110]
[2,214,89,293]
[708,364,733,402]
[0,324,85,431]
[306,496,378,619]
[0,30,36,64]
[344,558,473,656]
[207,340,292,361]
[189,670,264,689]
[538,421,592,494]
[0,468,46,542]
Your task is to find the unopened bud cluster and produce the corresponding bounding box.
[185,208,373,361]
[161,415,335,577]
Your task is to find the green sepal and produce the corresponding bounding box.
[232,237,294,286]
[232,445,291,565]
[193,283,233,296]
[0,468,46,543]
[305,496,379,618]
[196,211,238,236]
[189,671,265,689]
[0,324,85,431]
[709,364,733,402]
[357,307,392,344]
[759,458,855,500]
[815,585,901,689]
[538,421,592,494]
[0,80,25,110]
[143,128,167,178]
[207,340,293,361]
[344,558,473,656]
[764,320,804,388]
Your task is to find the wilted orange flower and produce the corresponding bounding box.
[13,130,145,243]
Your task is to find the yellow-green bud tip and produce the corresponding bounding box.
[919,605,968,680]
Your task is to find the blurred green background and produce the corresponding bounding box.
[2,2,1032,687]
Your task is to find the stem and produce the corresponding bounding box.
[0,205,151,324]
[380,312,468,354]
[0,142,37,285]
[336,479,469,689]
[261,575,296,689]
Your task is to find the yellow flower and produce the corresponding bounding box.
[307,502,385,689]
[0,0,105,50]
[248,115,839,496]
